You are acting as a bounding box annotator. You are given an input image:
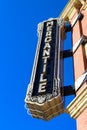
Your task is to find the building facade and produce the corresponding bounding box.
[60,0,87,130]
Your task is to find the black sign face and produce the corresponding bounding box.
[25,18,64,104]
[32,20,57,96]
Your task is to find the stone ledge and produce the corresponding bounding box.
[65,86,87,119]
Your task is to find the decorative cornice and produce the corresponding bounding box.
[65,86,87,119]
[59,0,87,21]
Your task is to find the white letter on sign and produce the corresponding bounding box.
[38,82,46,93]
[45,37,52,43]
[46,21,53,27]
[40,73,47,82]
[43,49,50,57]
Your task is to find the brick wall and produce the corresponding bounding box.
[71,10,87,130]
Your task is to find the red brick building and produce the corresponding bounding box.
[60,0,87,130]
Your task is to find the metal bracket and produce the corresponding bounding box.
[65,12,83,33]
[75,70,87,91]
[62,35,87,58]
[63,69,87,95]
[65,24,72,32]
[63,49,73,58]
[73,35,87,54]
[63,85,75,96]
[71,12,83,28]
[62,70,87,95]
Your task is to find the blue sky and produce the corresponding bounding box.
[0,0,76,130]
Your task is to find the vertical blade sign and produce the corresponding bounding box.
[25,18,65,120]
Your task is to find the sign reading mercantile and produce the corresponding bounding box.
[25,18,65,120]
